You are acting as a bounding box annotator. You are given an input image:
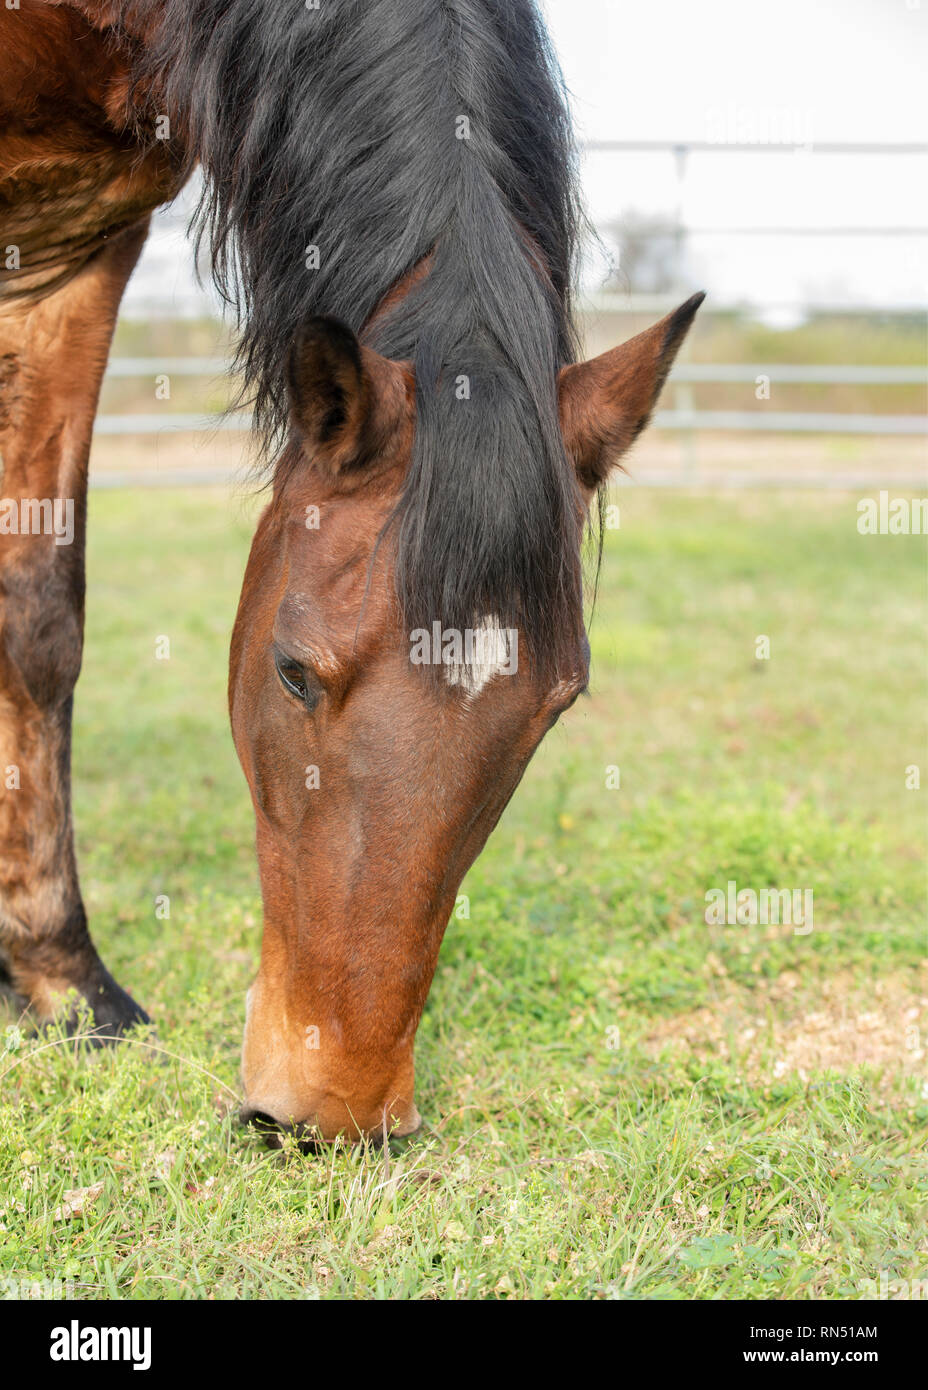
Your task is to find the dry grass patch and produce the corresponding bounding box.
[641,967,927,1091]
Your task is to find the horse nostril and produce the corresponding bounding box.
[239,1107,322,1154]
[239,1107,280,1134]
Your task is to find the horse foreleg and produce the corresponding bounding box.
[0,222,151,1038]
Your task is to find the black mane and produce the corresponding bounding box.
[135,0,587,679]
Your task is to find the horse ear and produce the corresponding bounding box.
[558,292,705,490]
[287,317,413,475]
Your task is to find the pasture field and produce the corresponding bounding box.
[1,484,925,1300]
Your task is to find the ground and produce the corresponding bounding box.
[0,482,925,1300]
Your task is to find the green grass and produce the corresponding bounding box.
[1,486,926,1300]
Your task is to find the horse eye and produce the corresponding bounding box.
[275,650,312,705]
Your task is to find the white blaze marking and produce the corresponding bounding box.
[445,615,514,696]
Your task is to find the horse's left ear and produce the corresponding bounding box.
[287,316,413,475]
[558,292,705,490]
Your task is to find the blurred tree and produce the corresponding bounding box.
[602,212,682,294]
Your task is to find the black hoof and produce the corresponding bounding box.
[66,965,151,1045]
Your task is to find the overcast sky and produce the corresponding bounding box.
[544,0,926,145]
[127,0,927,317]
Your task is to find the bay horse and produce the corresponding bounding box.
[0,0,702,1142]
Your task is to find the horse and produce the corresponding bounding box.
[0,0,702,1143]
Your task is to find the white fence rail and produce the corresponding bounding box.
[100,139,925,448]
[96,359,927,437]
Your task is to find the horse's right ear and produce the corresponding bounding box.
[287,317,413,476]
[558,292,705,491]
